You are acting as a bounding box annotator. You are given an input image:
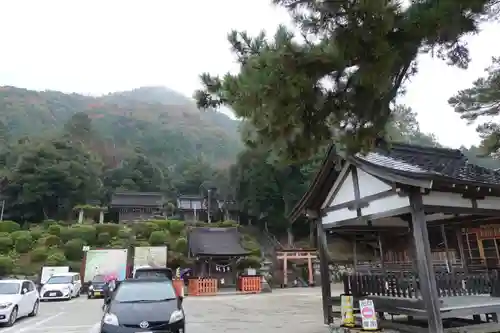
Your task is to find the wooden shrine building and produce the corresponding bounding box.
[188,227,249,285]
[290,142,500,333]
[110,192,164,222]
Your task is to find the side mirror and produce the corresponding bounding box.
[21,288,28,294]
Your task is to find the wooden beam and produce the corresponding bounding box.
[440,225,452,273]
[316,219,333,325]
[409,189,444,333]
[455,228,468,273]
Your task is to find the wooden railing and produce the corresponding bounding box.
[188,277,218,296]
[343,271,500,299]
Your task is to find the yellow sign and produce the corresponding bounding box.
[340,295,355,327]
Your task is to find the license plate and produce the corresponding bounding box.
[94,292,100,296]
[49,292,56,296]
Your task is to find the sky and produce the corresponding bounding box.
[0,0,499,149]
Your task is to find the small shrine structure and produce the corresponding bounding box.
[290,141,500,333]
[110,192,164,222]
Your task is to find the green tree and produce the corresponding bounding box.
[195,0,498,161]
[449,57,500,156]
[2,138,103,221]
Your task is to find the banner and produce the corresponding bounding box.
[84,249,128,282]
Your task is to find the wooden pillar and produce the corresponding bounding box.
[378,233,386,273]
[316,218,333,325]
[409,189,443,333]
[307,254,313,286]
[455,228,468,273]
[440,224,452,273]
[283,252,288,286]
[352,236,357,273]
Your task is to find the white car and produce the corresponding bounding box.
[0,279,39,327]
[40,272,82,301]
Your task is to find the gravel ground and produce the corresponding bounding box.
[0,288,336,333]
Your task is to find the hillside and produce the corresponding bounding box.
[0,86,242,167]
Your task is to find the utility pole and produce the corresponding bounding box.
[207,189,212,223]
[0,200,4,221]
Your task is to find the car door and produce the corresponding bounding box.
[27,281,38,308]
[19,282,31,316]
[74,274,81,295]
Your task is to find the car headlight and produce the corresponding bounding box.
[103,313,119,326]
[169,310,184,323]
[0,303,12,309]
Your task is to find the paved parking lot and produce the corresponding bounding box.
[0,288,331,333]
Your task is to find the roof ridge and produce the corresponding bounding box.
[385,142,464,159]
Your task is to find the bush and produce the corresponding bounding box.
[0,221,20,233]
[14,233,33,253]
[64,239,85,261]
[29,228,44,241]
[95,224,120,238]
[0,236,12,254]
[117,227,133,239]
[0,256,14,276]
[31,247,49,262]
[148,231,167,246]
[237,256,261,269]
[46,251,67,266]
[173,237,188,253]
[47,224,62,236]
[133,222,159,239]
[96,232,111,246]
[168,220,185,234]
[152,220,170,230]
[66,225,96,245]
[43,235,61,247]
[217,220,239,228]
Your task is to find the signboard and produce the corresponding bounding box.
[359,299,378,330]
[340,295,355,327]
[41,266,69,284]
[83,249,128,282]
[133,246,167,270]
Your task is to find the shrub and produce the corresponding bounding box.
[95,224,120,238]
[96,232,111,246]
[148,231,167,246]
[0,236,12,254]
[0,221,20,233]
[118,227,133,239]
[47,224,62,236]
[167,220,185,234]
[134,222,159,239]
[0,256,14,276]
[217,220,239,228]
[237,256,261,269]
[45,235,61,247]
[46,251,67,266]
[152,220,170,230]
[14,233,33,253]
[29,228,44,241]
[173,237,188,253]
[66,225,96,245]
[10,230,30,242]
[31,247,49,262]
[64,239,85,261]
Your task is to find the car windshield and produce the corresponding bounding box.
[135,269,171,279]
[92,275,106,283]
[113,281,177,302]
[0,282,20,295]
[46,276,72,284]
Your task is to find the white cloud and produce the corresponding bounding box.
[0,0,497,148]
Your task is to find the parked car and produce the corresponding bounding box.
[0,279,39,327]
[100,278,184,333]
[40,272,82,301]
[132,267,173,280]
[88,274,107,299]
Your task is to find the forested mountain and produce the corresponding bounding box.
[0,86,242,168]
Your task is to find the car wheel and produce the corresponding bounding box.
[6,306,17,327]
[29,300,39,317]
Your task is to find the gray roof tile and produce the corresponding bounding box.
[188,227,249,256]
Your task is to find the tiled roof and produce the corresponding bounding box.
[188,227,249,256]
[355,143,500,185]
[110,192,164,207]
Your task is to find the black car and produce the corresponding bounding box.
[88,274,107,299]
[133,267,173,280]
[100,278,185,333]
